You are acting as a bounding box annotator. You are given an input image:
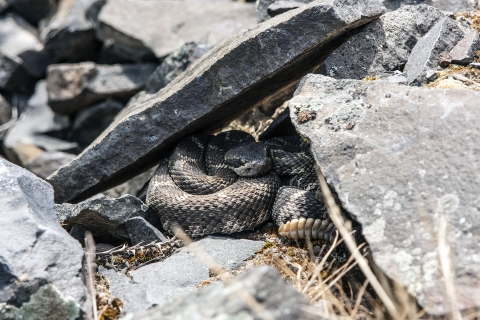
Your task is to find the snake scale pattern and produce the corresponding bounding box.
[147,130,361,242]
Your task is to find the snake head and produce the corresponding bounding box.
[224,142,272,177]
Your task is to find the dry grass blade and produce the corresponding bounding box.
[85,231,98,320]
[438,215,462,320]
[316,169,401,319]
[351,279,370,319]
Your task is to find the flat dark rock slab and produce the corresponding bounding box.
[290,74,480,315]
[47,0,384,203]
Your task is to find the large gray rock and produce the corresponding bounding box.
[100,236,265,314]
[0,284,81,320]
[7,0,55,26]
[55,194,153,240]
[25,151,76,179]
[0,158,90,317]
[289,74,480,315]
[383,0,476,11]
[0,0,9,13]
[123,266,318,320]
[67,99,124,149]
[255,0,311,23]
[0,94,11,126]
[429,0,476,12]
[0,13,49,92]
[257,0,476,23]
[318,5,444,80]
[145,42,212,94]
[125,216,167,245]
[96,0,257,62]
[47,62,156,115]
[40,0,100,63]
[404,17,467,85]
[3,81,75,163]
[47,0,384,203]
[447,28,479,65]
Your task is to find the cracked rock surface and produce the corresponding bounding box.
[0,158,90,317]
[290,74,480,314]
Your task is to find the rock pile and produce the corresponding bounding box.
[1,0,480,318]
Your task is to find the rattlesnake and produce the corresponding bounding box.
[146,130,360,242]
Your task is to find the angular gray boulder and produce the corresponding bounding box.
[55,194,153,240]
[3,81,75,163]
[96,0,257,61]
[0,13,49,92]
[404,17,470,85]
[289,74,480,315]
[383,0,476,12]
[125,217,167,245]
[0,94,11,125]
[46,62,157,115]
[318,5,444,80]
[100,236,265,314]
[47,0,385,203]
[0,158,90,317]
[67,99,124,149]
[123,266,318,320]
[40,0,100,63]
[145,42,212,94]
[8,0,55,26]
[25,151,76,179]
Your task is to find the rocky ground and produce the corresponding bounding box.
[1,0,480,319]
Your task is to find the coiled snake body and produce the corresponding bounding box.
[147,130,350,242]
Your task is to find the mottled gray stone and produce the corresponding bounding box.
[8,0,55,26]
[290,74,480,315]
[55,194,151,240]
[145,42,212,94]
[68,99,124,149]
[387,72,408,84]
[404,17,466,85]
[256,0,311,23]
[25,151,76,179]
[98,267,195,315]
[429,0,476,12]
[0,284,81,320]
[0,94,11,125]
[259,0,475,23]
[267,0,308,18]
[448,28,479,65]
[46,62,156,115]
[101,236,265,314]
[0,13,49,92]
[319,5,444,80]
[0,0,9,13]
[125,216,167,245]
[3,81,75,163]
[96,0,257,62]
[47,0,384,203]
[0,158,90,317]
[123,266,319,320]
[69,224,88,246]
[40,0,100,63]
